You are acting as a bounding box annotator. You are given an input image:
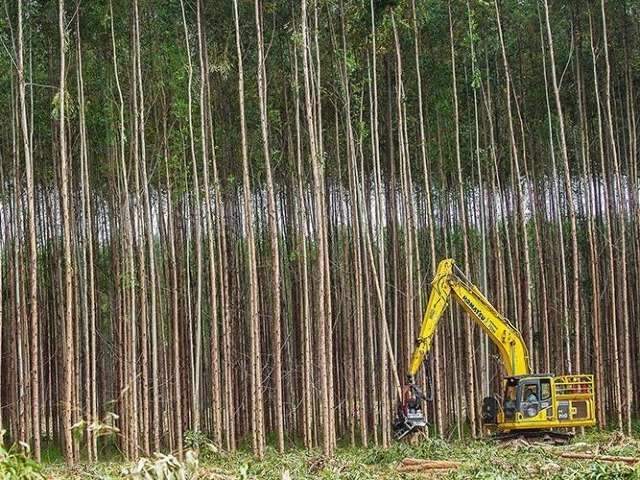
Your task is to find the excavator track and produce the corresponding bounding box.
[492,430,574,445]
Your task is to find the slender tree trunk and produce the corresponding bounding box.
[543,0,581,374]
[448,2,476,437]
[133,0,160,450]
[178,0,203,434]
[599,0,631,433]
[58,0,75,464]
[538,4,571,375]
[16,0,40,461]
[253,0,284,452]
[232,0,265,458]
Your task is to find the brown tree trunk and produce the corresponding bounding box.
[232,0,265,458]
[58,0,75,464]
[253,0,284,452]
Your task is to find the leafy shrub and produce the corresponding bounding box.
[569,461,640,480]
[183,430,218,461]
[0,431,44,480]
[123,450,198,479]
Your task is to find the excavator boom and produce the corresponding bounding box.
[408,259,530,379]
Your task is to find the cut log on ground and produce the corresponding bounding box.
[397,458,461,472]
[560,452,639,465]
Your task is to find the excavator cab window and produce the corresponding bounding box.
[538,378,553,415]
[540,380,551,400]
[524,384,538,402]
[520,381,541,418]
[503,381,518,420]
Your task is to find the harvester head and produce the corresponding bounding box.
[393,379,427,440]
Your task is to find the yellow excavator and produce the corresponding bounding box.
[394,259,596,443]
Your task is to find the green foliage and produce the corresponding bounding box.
[75,412,120,444]
[71,419,88,443]
[40,442,65,464]
[360,444,411,465]
[564,462,640,480]
[209,49,232,80]
[51,90,77,121]
[0,431,45,480]
[123,450,198,480]
[40,431,640,479]
[183,430,218,461]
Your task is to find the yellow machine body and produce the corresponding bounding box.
[490,374,596,433]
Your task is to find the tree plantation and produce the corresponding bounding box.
[1,0,639,468]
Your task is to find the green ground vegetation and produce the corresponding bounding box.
[26,430,640,480]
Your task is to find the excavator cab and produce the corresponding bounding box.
[482,374,596,441]
[506,376,553,422]
[483,375,553,427]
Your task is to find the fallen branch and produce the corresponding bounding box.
[401,458,432,466]
[560,452,639,465]
[398,458,460,472]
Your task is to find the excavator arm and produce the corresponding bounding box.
[407,259,453,379]
[409,259,530,379]
[395,258,530,438]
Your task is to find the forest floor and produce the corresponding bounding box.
[39,430,640,479]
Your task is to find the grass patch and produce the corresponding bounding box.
[38,430,640,479]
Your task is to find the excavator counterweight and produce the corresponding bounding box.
[394,258,596,442]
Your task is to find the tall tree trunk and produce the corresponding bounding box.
[232,0,265,458]
[538,4,571,375]
[16,0,40,461]
[253,0,284,452]
[543,0,581,374]
[178,0,203,434]
[599,0,631,434]
[58,0,75,464]
[301,0,332,456]
[448,2,476,437]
